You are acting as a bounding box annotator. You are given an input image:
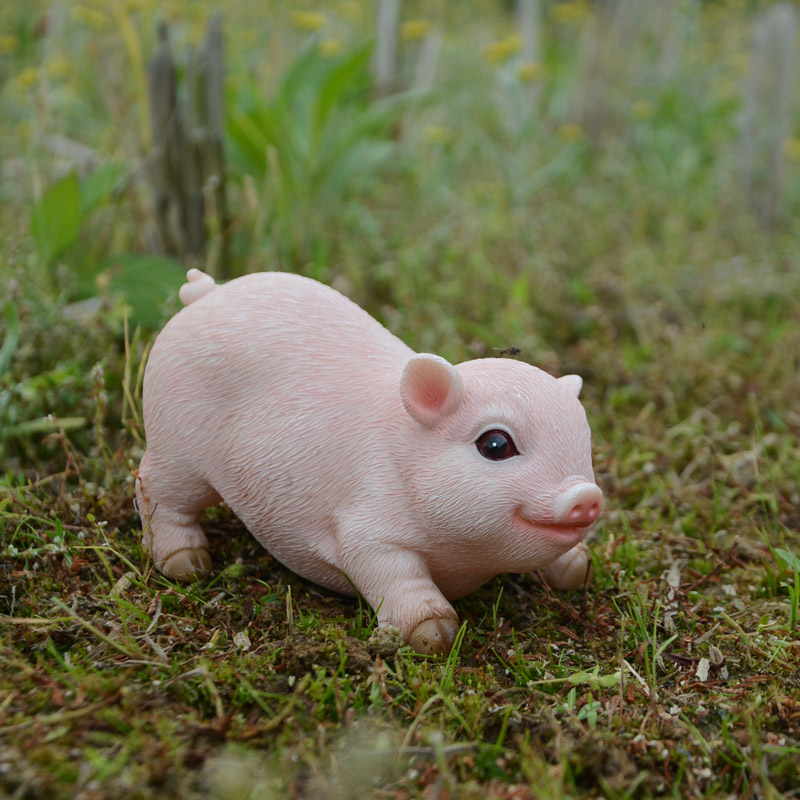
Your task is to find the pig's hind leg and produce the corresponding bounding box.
[136,451,221,581]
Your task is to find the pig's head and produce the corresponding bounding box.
[398,354,602,573]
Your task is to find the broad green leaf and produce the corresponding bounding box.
[598,671,622,688]
[31,172,81,266]
[313,43,371,137]
[79,162,123,217]
[98,254,186,328]
[567,669,596,685]
[0,301,20,376]
[278,43,328,111]
[777,548,800,572]
[227,104,272,174]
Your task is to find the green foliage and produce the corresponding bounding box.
[31,172,82,268]
[775,548,800,632]
[94,254,186,329]
[27,163,184,328]
[228,40,413,259]
[0,300,20,377]
[229,42,393,190]
[30,164,124,268]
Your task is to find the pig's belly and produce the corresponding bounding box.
[429,564,501,601]
[221,488,500,602]
[220,491,355,595]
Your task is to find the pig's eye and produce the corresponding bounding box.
[475,429,519,461]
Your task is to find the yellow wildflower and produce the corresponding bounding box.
[292,11,325,31]
[0,35,19,55]
[422,124,451,144]
[483,33,523,65]
[124,0,155,11]
[632,100,653,120]
[71,4,110,29]
[401,19,431,41]
[783,138,800,162]
[550,1,590,25]
[517,61,544,82]
[45,57,73,80]
[17,66,38,89]
[338,1,361,22]
[319,38,342,58]
[558,123,584,142]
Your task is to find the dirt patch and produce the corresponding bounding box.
[277,635,374,677]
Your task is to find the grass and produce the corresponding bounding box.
[1,1,800,797]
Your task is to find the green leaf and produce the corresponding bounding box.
[0,300,20,377]
[598,671,622,688]
[97,254,186,328]
[567,667,620,688]
[79,162,123,217]
[776,548,800,573]
[227,103,272,175]
[313,43,371,136]
[567,669,597,685]
[278,42,327,111]
[31,172,82,266]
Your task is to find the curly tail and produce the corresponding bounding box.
[179,269,217,306]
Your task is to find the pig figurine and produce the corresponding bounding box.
[135,269,603,655]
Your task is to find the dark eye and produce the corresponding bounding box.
[475,429,519,460]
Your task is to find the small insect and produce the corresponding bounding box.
[494,346,522,357]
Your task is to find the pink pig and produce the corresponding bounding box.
[135,269,602,654]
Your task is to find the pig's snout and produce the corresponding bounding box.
[553,482,603,527]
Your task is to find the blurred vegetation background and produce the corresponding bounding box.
[2,0,799,469]
[1,2,799,797]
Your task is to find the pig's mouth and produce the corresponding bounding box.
[514,509,592,541]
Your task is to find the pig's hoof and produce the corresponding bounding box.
[408,616,459,656]
[159,548,212,581]
[542,543,592,590]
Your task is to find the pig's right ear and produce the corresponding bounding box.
[400,354,464,428]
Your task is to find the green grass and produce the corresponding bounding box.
[2,1,800,797]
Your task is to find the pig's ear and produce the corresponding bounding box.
[400,354,464,428]
[558,374,583,397]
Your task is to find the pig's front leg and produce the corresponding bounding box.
[541,542,592,590]
[343,547,459,656]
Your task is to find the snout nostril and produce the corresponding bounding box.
[553,482,603,527]
[569,502,599,523]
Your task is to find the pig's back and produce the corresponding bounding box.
[142,272,414,567]
[145,272,411,407]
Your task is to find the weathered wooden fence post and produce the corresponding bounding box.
[373,0,401,96]
[740,2,798,227]
[147,16,229,276]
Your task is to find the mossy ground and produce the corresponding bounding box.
[2,1,800,797]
